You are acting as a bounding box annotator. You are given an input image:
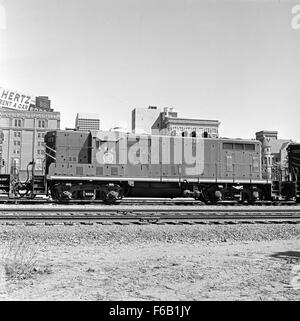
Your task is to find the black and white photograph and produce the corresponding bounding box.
[0,0,299,307]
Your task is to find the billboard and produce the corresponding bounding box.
[0,87,35,111]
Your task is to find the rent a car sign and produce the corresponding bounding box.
[0,87,35,111]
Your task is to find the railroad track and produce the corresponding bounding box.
[0,197,298,206]
[0,206,299,225]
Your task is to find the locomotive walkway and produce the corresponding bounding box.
[0,205,299,225]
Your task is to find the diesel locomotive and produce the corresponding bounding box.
[0,129,299,204]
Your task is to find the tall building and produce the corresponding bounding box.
[131,106,220,138]
[132,106,161,134]
[0,88,60,178]
[75,113,100,131]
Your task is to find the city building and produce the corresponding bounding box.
[131,106,220,138]
[152,107,220,138]
[33,96,53,112]
[132,106,161,134]
[75,113,100,131]
[255,130,295,179]
[0,104,60,178]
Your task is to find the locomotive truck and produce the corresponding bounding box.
[0,129,299,204]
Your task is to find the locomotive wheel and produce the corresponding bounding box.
[102,185,123,204]
[208,190,222,205]
[241,186,262,204]
[50,185,72,202]
[102,190,119,204]
[197,190,210,204]
[11,180,33,199]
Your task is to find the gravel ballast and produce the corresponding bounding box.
[0,224,298,244]
[0,224,299,301]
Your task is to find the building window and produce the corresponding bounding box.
[38,120,45,128]
[14,119,22,127]
[14,131,21,137]
[37,149,45,155]
[14,141,21,146]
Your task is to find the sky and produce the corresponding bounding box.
[0,0,300,141]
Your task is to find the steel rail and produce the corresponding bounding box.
[0,206,300,213]
[0,209,299,225]
[0,214,299,220]
[0,204,299,226]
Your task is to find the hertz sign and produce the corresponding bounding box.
[0,87,35,111]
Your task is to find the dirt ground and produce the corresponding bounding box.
[0,224,299,301]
